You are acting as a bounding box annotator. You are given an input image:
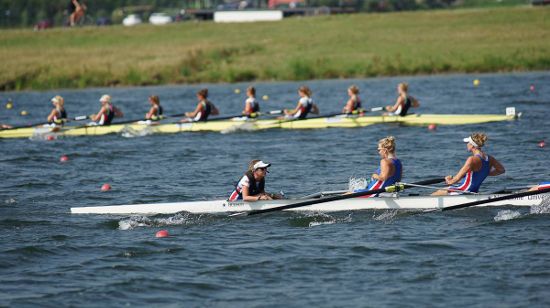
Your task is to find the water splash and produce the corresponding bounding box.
[221,122,257,134]
[307,213,352,228]
[530,195,550,214]
[373,210,399,223]
[118,213,200,230]
[348,177,367,192]
[121,126,153,138]
[4,198,16,205]
[494,210,522,222]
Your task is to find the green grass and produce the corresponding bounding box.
[0,6,549,91]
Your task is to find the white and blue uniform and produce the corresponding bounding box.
[355,158,402,198]
[450,154,490,193]
[292,97,313,119]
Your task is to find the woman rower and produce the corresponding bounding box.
[283,86,320,119]
[352,136,402,198]
[145,95,163,121]
[90,94,123,126]
[242,86,260,118]
[432,133,505,195]
[182,88,219,122]
[228,160,281,202]
[342,85,364,115]
[385,83,420,117]
[47,95,67,126]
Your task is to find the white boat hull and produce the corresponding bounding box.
[70,193,549,215]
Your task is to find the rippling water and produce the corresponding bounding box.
[1,72,549,306]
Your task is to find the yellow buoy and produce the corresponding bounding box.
[6,100,13,109]
[473,79,480,87]
[234,89,241,94]
[262,95,269,101]
[20,110,28,116]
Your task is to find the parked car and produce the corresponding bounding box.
[149,13,172,25]
[96,17,111,26]
[33,20,52,31]
[122,14,142,26]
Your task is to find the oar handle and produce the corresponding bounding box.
[245,178,445,216]
[441,187,550,211]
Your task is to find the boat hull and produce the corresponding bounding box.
[1,113,515,139]
[70,193,548,215]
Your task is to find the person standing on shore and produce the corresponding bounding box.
[68,0,87,26]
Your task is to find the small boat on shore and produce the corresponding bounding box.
[1,108,519,139]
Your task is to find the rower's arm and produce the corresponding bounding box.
[241,185,262,202]
[446,157,474,185]
[386,97,403,112]
[342,99,353,113]
[91,107,105,122]
[489,156,505,176]
[46,109,57,122]
[284,102,301,115]
[374,159,392,181]
[185,103,202,118]
[145,106,156,119]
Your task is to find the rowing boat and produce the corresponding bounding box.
[70,192,548,215]
[1,108,518,139]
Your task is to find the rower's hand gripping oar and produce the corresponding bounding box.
[230,178,445,217]
[3,115,89,130]
[430,187,550,212]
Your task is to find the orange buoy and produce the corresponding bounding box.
[101,183,111,191]
[530,85,535,92]
[155,230,169,238]
[60,155,69,162]
[428,124,437,131]
[539,141,545,148]
[46,135,56,141]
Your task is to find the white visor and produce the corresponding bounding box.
[253,161,271,170]
[463,136,479,148]
[51,97,60,104]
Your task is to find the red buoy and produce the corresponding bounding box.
[101,183,111,191]
[428,124,437,131]
[156,230,169,238]
[539,141,545,148]
[46,135,56,141]
[530,85,535,92]
[60,155,69,162]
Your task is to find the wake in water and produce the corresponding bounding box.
[530,195,550,214]
[348,176,367,192]
[120,126,154,138]
[118,213,203,230]
[220,122,257,134]
[288,212,352,228]
[372,210,400,223]
[494,210,522,222]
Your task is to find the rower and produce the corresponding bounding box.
[385,83,420,116]
[145,95,163,121]
[90,95,124,126]
[228,160,281,202]
[352,136,402,198]
[47,95,67,126]
[342,85,364,115]
[242,86,260,118]
[432,133,505,195]
[283,86,320,119]
[182,88,219,122]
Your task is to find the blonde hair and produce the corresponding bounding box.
[247,86,256,96]
[298,86,312,97]
[348,85,359,95]
[470,133,488,147]
[248,159,261,172]
[52,95,64,106]
[149,95,160,105]
[398,83,408,93]
[379,136,396,153]
[197,88,208,99]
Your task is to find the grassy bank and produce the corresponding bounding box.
[0,6,549,91]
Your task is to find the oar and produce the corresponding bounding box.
[231,178,445,217]
[436,187,550,212]
[2,115,89,130]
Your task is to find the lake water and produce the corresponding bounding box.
[1,72,549,306]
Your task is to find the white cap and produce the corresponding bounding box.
[463,136,479,148]
[50,96,63,104]
[99,94,111,103]
[253,161,271,170]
